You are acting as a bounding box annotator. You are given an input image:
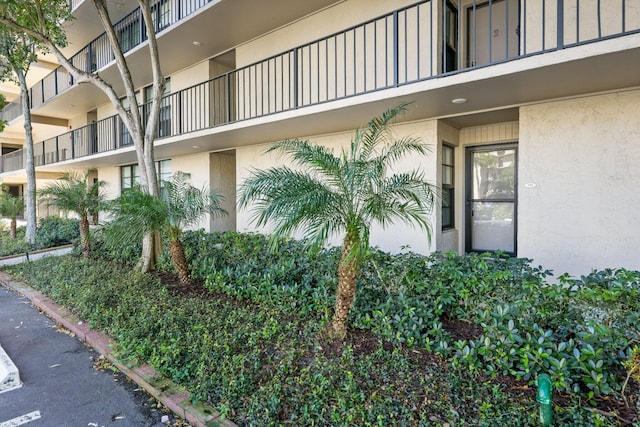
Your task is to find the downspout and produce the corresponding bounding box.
[537,374,553,426]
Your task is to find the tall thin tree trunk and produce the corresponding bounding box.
[17,70,37,244]
[10,218,17,239]
[332,233,360,337]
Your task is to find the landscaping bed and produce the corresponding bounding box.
[4,230,639,426]
[0,217,80,257]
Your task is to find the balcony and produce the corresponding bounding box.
[2,0,640,174]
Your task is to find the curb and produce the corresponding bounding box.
[0,272,236,427]
[0,245,75,266]
[0,343,22,395]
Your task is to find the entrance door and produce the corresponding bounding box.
[467,0,520,67]
[465,144,517,254]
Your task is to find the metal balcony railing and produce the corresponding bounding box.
[0,99,24,123]
[2,0,639,173]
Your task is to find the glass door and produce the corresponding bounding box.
[465,144,517,254]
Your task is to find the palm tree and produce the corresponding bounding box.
[0,191,24,239]
[107,172,227,284]
[38,170,106,257]
[238,104,438,337]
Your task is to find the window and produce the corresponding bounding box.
[120,159,171,193]
[121,164,140,191]
[444,1,458,72]
[151,0,171,32]
[442,144,455,230]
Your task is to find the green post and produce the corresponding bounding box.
[536,374,553,426]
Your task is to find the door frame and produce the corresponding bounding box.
[465,142,518,255]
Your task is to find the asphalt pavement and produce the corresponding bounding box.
[0,285,175,427]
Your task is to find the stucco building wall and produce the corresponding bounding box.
[518,89,640,276]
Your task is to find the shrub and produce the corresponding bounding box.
[34,217,79,249]
[0,227,30,257]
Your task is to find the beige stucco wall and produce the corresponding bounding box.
[171,153,212,231]
[236,119,439,254]
[519,89,640,277]
[236,0,418,67]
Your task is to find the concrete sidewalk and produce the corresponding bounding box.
[0,246,74,267]
[0,271,232,427]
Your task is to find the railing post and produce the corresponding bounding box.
[557,0,564,49]
[393,10,399,87]
[225,73,231,123]
[113,116,118,150]
[178,91,183,134]
[293,48,298,108]
[55,136,59,163]
[71,131,75,159]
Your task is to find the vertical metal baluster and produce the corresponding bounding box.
[473,1,477,66]
[353,29,356,94]
[417,5,420,79]
[374,21,378,89]
[404,9,408,82]
[443,0,446,72]
[489,0,493,63]
[597,0,601,38]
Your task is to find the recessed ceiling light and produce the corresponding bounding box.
[451,98,467,104]
[192,41,202,47]
[192,145,200,149]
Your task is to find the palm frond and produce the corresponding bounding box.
[267,139,342,183]
[360,102,410,160]
[38,170,107,216]
[239,167,344,244]
[0,192,23,219]
[105,188,167,246]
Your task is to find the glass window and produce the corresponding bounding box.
[120,160,171,194]
[442,144,454,230]
[121,164,140,191]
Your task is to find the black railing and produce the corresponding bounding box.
[2,0,640,172]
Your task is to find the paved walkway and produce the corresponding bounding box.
[0,285,169,426]
[0,246,74,267]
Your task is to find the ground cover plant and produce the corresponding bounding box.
[4,231,639,425]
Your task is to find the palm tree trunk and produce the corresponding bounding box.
[79,216,90,257]
[10,219,17,239]
[331,233,360,337]
[170,238,192,285]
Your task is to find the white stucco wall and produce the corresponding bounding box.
[236,119,439,254]
[518,89,640,277]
